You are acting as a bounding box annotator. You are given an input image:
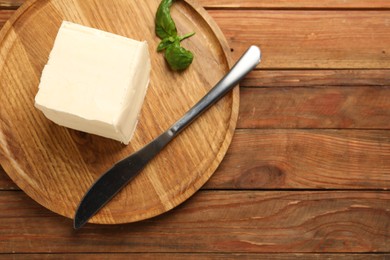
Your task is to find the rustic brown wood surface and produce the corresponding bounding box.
[1,0,389,259]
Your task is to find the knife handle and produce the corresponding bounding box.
[169,45,261,135]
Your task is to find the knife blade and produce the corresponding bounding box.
[74,45,261,229]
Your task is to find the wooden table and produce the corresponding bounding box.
[1,0,389,258]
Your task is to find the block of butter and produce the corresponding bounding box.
[35,21,151,144]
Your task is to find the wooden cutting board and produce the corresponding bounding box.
[0,0,238,224]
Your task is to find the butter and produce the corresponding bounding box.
[35,21,151,144]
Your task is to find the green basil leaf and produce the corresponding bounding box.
[157,36,176,51]
[155,0,195,71]
[178,32,195,42]
[164,41,194,71]
[155,0,177,39]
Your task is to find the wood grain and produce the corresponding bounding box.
[3,129,390,190]
[0,9,13,27]
[3,0,390,9]
[241,70,390,87]
[210,10,390,69]
[0,0,23,9]
[0,167,15,190]
[2,10,390,69]
[238,86,390,129]
[200,0,390,9]
[0,0,237,224]
[1,0,390,258]
[0,190,389,253]
[206,129,390,189]
[0,254,388,259]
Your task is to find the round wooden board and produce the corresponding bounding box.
[0,0,238,224]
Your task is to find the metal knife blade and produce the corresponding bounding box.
[74,45,261,229]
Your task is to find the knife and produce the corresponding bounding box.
[74,45,261,229]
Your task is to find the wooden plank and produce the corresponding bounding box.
[200,0,390,9]
[207,129,390,189]
[0,253,388,259]
[0,11,389,87]
[237,86,390,129]
[2,129,390,190]
[209,10,390,69]
[0,190,389,253]
[0,9,389,87]
[2,0,390,10]
[1,10,390,69]
[241,70,390,87]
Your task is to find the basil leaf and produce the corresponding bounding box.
[164,41,193,71]
[155,0,177,39]
[178,32,195,42]
[157,36,176,52]
[155,0,195,71]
